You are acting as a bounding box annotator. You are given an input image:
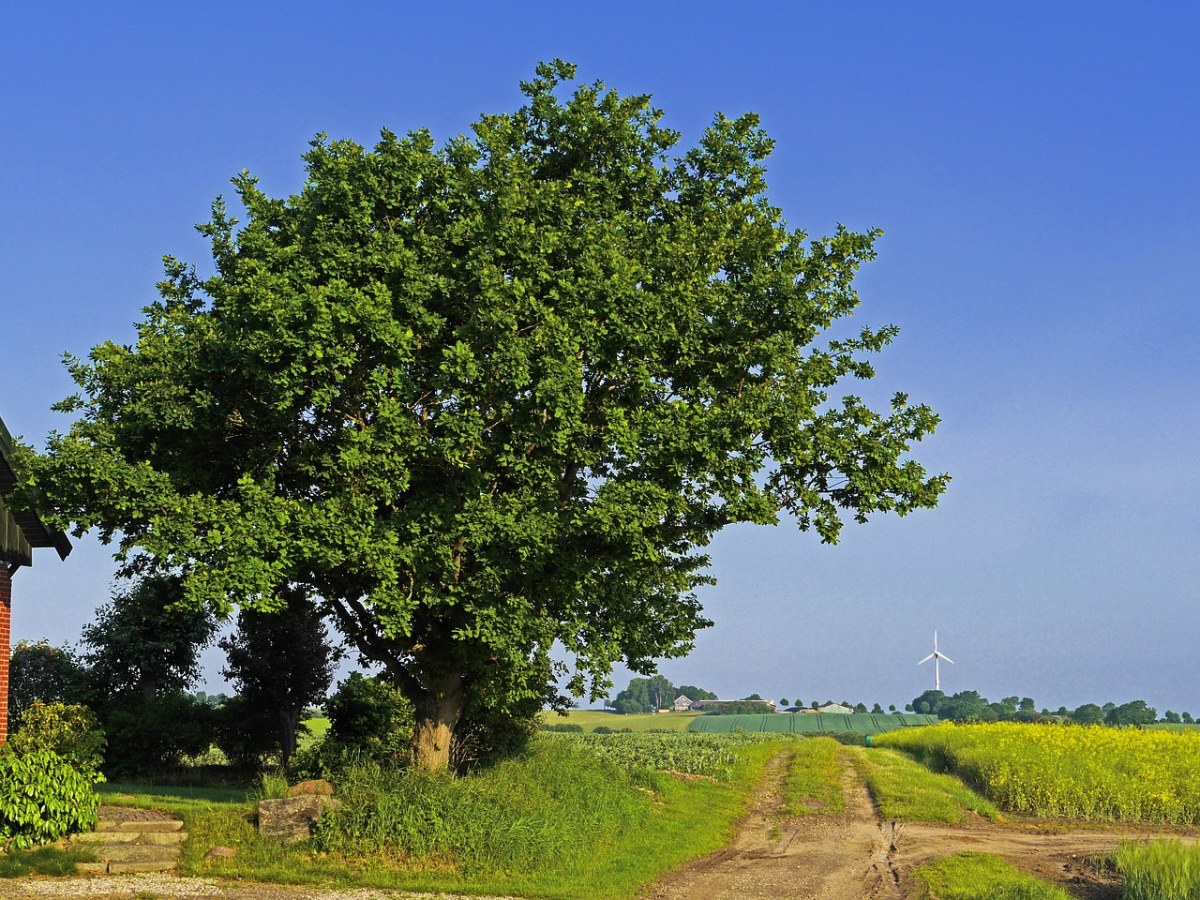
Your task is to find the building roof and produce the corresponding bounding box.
[0,415,72,567]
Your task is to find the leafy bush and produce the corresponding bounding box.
[213,694,279,769]
[8,701,106,782]
[289,673,414,778]
[100,692,216,777]
[540,723,584,733]
[0,748,99,849]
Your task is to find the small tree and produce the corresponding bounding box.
[80,575,217,704]
[219,589,342,765]
[78,575,218,775]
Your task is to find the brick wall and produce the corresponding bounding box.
[0,565,10,743]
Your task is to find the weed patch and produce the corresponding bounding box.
[1117,839,1200,900]
[911,852,1071,899]
[0,844,96,877]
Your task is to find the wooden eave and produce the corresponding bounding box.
[0,415,72,567]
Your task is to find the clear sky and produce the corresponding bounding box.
[3,3,1197,714]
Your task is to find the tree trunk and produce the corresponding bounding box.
[410,672,465,772]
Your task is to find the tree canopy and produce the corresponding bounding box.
[28,61,947,769]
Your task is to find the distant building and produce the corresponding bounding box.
[817,702,853,715]
[672,694,693,711]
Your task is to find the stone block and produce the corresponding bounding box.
[258,796,341,844]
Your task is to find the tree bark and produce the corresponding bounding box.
[410,671,465,772]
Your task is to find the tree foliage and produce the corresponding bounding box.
[79,575,217,703]
[29,61,946,769]
[218,589,341,765]
[7,641,87,733]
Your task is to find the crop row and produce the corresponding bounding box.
[546,731,789,780]
[875,722,1200,824]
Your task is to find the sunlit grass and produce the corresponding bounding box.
[104,735,783,898]
[542,709,705,732]
[1117,839,1200,900]
[781,737,845,816]
[0,845,97,878]
[911,852,1071,899]
[846,747,999,823]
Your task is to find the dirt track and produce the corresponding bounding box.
[645,749,1194,899]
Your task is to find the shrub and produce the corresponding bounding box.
[213,694,279,769]
[100,692,216,777]
[0,748,99,849]
[540,723,584,733]
[8,702,106,782]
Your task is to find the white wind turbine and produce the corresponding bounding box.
[918,631,954,691]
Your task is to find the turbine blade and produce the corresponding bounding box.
[918,653,935,664]
[941,655,955,664]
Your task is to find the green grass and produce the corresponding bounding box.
[911,852,1071,899]
[106,734,785,898]
[846,747,999,823]
[1117,839,1200,900]
[543,709,704,732]
[98,781,252,815]
[0,845,97,878]
[781,737,845,816]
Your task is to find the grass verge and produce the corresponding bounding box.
[1117,839,1200,900]
[0,845,97,877]
[911,852,1071,899]
[781,737,844,816]
[846,747,999,823]
[107,735,782,899]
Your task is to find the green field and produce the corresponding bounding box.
[543,709,705,732]
[688,712,939,735]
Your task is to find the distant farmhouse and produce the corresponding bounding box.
[672,694,693,711]
[800,702,853,715]
[0,414,72,743]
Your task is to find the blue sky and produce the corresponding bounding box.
[3,3,1197,713]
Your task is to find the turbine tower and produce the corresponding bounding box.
[918,631,954,691]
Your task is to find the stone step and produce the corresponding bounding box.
[86,843,181,862]
[95,818,183,832]
[74,829,187,845]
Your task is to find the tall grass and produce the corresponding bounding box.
[911,852,1071,899]
[314,738,652,873]
[846,747,999,823]
[1117,840,1200,900]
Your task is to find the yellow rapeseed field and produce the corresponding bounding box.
[874,722,1200,824]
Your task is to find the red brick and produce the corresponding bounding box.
[0,566,10,744]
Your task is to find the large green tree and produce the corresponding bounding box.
[28,61,946,770]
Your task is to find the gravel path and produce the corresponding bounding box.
[4,876,518,900]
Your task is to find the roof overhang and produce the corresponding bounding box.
[0,415,72,567]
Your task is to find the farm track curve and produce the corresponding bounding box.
[645,749,1198,900]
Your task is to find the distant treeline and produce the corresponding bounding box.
[907,690,1187,726]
